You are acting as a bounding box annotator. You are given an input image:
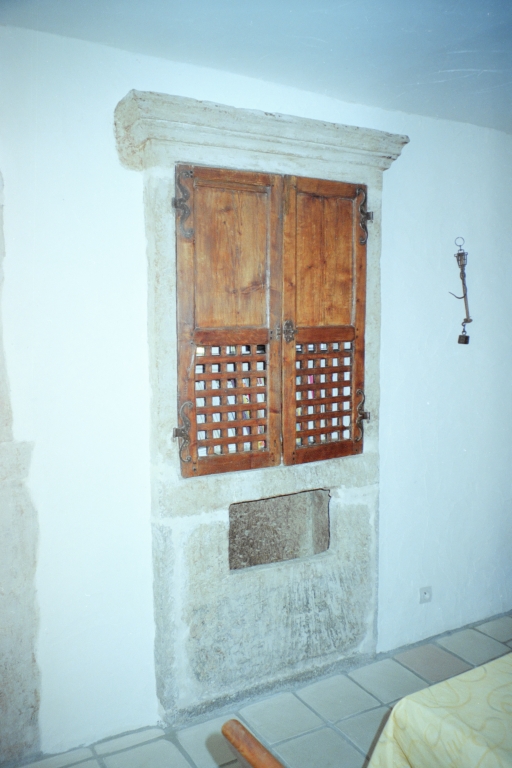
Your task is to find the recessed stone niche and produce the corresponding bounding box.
[229,489,330,569]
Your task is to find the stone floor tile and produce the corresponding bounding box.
[22,749,95,768]
[72,763,98,768]
[348,659,427,704]
[94,728,165,755]
[394,643,471,683]
[177,715,238,768]
[297,674,380,722]
[103,740,190,768]
[336,707,390,757]
[436,629,510,666]
[275,727,365,768]
[475,616,512,643]
[239,692,323,745]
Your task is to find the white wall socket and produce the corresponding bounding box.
[419,586,432,603]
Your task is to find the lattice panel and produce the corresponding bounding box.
[194,343,268,458]
[294,341,353,447]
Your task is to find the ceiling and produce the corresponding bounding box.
[1,0,511,133]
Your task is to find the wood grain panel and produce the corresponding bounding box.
[295,193,354,328]
[295,192,324,327]
[323,196,353,326]
[195,184,269,329]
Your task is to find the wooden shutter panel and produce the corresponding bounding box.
[281,176,367,465]
[176,165,283,477]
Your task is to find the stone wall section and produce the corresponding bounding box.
[0,174,41,765]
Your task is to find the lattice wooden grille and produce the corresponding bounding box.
[294,340,353,447]
[194,343,268,458]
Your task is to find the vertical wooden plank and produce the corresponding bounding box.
[295,192,325,327]
[281,177,298,465]
[351,187,368,456]
[175,165,198,476]
[267,174,283,466]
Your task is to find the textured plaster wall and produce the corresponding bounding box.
[0,23,511,754]
[0,175,40,764]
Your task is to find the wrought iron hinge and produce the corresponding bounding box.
[172,169,194,239]
[282,320,297,343]
[356,188,373,245]
[172,401,193,462]
[354,389,370,443]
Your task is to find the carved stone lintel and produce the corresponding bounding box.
[115,91,410,173]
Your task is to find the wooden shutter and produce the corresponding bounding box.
[281,176,367,465]
[176,165,283,477]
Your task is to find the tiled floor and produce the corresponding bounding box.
[18,614,512,768]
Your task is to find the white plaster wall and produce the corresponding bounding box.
[1,23,511,753]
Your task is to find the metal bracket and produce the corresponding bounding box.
[173,401,193,462]
[356,187,373,245]
[172,169,194,239]
[354,388,370,443]
[282,320,297,343]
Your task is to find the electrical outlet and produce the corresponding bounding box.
[419,586,432,604]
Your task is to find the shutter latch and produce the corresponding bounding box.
[354,388,370,443]
[173,401,193,462]
[282,320,297,343]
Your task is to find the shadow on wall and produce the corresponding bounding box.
[0,173,41,765]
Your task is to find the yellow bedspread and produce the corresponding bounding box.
[368,652,512,768]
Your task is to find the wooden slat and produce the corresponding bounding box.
[350,187,368,457]
[175,166,197,477]
[294,326,355,343]
[195,387,266,398]
[193,166,274,188]
[198,435,267,448]
[194,328,269,345]
[281,176,298,466]
[293,440,357,463]
[194,370,268,382]
[195,451,272,475]
[295,424,348,438]
[294,176,359,199]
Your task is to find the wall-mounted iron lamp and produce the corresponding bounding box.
[450,237,472,344]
